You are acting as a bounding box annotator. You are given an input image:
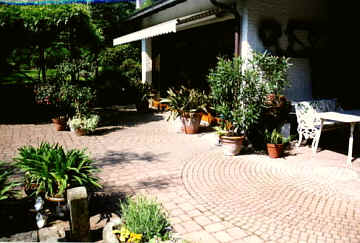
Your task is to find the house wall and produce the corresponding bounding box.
[238,0,329,101]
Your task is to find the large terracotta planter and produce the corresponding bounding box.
[180,112,202,134]
[266,143,284,158]
[52,117,67,131]
[220,135,245,156]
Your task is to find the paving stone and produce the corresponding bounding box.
[2,110,360,242]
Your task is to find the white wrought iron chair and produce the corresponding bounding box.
[293,99,344,152]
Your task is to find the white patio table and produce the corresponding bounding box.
[314,110,360,167]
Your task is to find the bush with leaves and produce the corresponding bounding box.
[162,86,209,120]
[68,114,100,133]
[15,142,101,197]
[0,162,19,201]
[117,195,171,242]
[208,56,267,136]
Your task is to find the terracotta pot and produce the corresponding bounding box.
[266,143,284,158]
[220,135,245,156]
[75,128,87,136]
[180,113,202,134]
[52,117,67,131]
[45,193,65,203]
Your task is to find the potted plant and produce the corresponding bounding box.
[162,86,209,134]
[264,128,291,158]
[15,142,101,203]
[34,83,69,131]
[68,114,100,136]
[104,195,172,243]
[131,80,152,112]
[208,56,267,155]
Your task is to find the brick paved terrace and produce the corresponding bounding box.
[1,106,360,243]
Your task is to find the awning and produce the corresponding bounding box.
[113,9,234,46]
[113,19,178,46]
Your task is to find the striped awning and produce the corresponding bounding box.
[113,19,178,46]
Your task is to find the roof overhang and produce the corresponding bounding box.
[113,8,234,46]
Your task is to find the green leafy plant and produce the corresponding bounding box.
[15,142,101,197]
[0,162,19,201]
[68,114,100,133]
[208,56,267,136]
[251,51,291,95]
[264,128,291,144]
[119,195,171,242]
[162,86,209,120]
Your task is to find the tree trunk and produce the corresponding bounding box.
[39,46,46,82]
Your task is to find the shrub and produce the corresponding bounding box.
[208,56,267,136]
[162,86,209,120]
[119,195,171,242]
[15,142,101,197]
[68,114,100,133]
[0,162,19,201]
[264,128,291,144]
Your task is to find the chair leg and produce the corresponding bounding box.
[296,133,303,147]
[311,137,317,153]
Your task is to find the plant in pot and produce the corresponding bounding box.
[104,195,172,243]
[251,51,291,107]
[34,83,69,131]
[68,114,100,136]
[15,142,101,218]
[264,128,291,158]
[131,80,152,112]
[162,86,209,134]
[208,56,267,155]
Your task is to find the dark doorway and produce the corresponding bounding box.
[152,19,236,96]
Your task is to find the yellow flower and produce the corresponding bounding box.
[128,232,142,243]
[119,225,130,242]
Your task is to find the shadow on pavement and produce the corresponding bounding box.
[95,150,169,168]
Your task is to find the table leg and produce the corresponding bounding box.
[347,123,355,168]
[313,119,324,154]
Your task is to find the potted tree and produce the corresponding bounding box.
[208,56,267,155]
[162,86,209,134]
[34,83,69,131]
[264,128,291,158]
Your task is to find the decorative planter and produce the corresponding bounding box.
[52,117,67,131]
[201,113,214,126]
[103,217,122,243]
[45,193,68,219]
[75,128,88,136]
[220,135,245,156]
[180,112,202,134]
[266,143,284,158]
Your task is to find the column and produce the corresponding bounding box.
[142,38,153,84]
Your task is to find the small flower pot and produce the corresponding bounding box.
[52,117,67,131]
[75,128,88,136]
[220,135,245,156]
[266,143,284,158]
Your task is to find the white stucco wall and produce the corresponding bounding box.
[238,0,328,101]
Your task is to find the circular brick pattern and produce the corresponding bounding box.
[182,151,360,242]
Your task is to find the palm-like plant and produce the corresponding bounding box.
[0,162,19,201]
[162,86,209,120]
[15,142,101,197]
